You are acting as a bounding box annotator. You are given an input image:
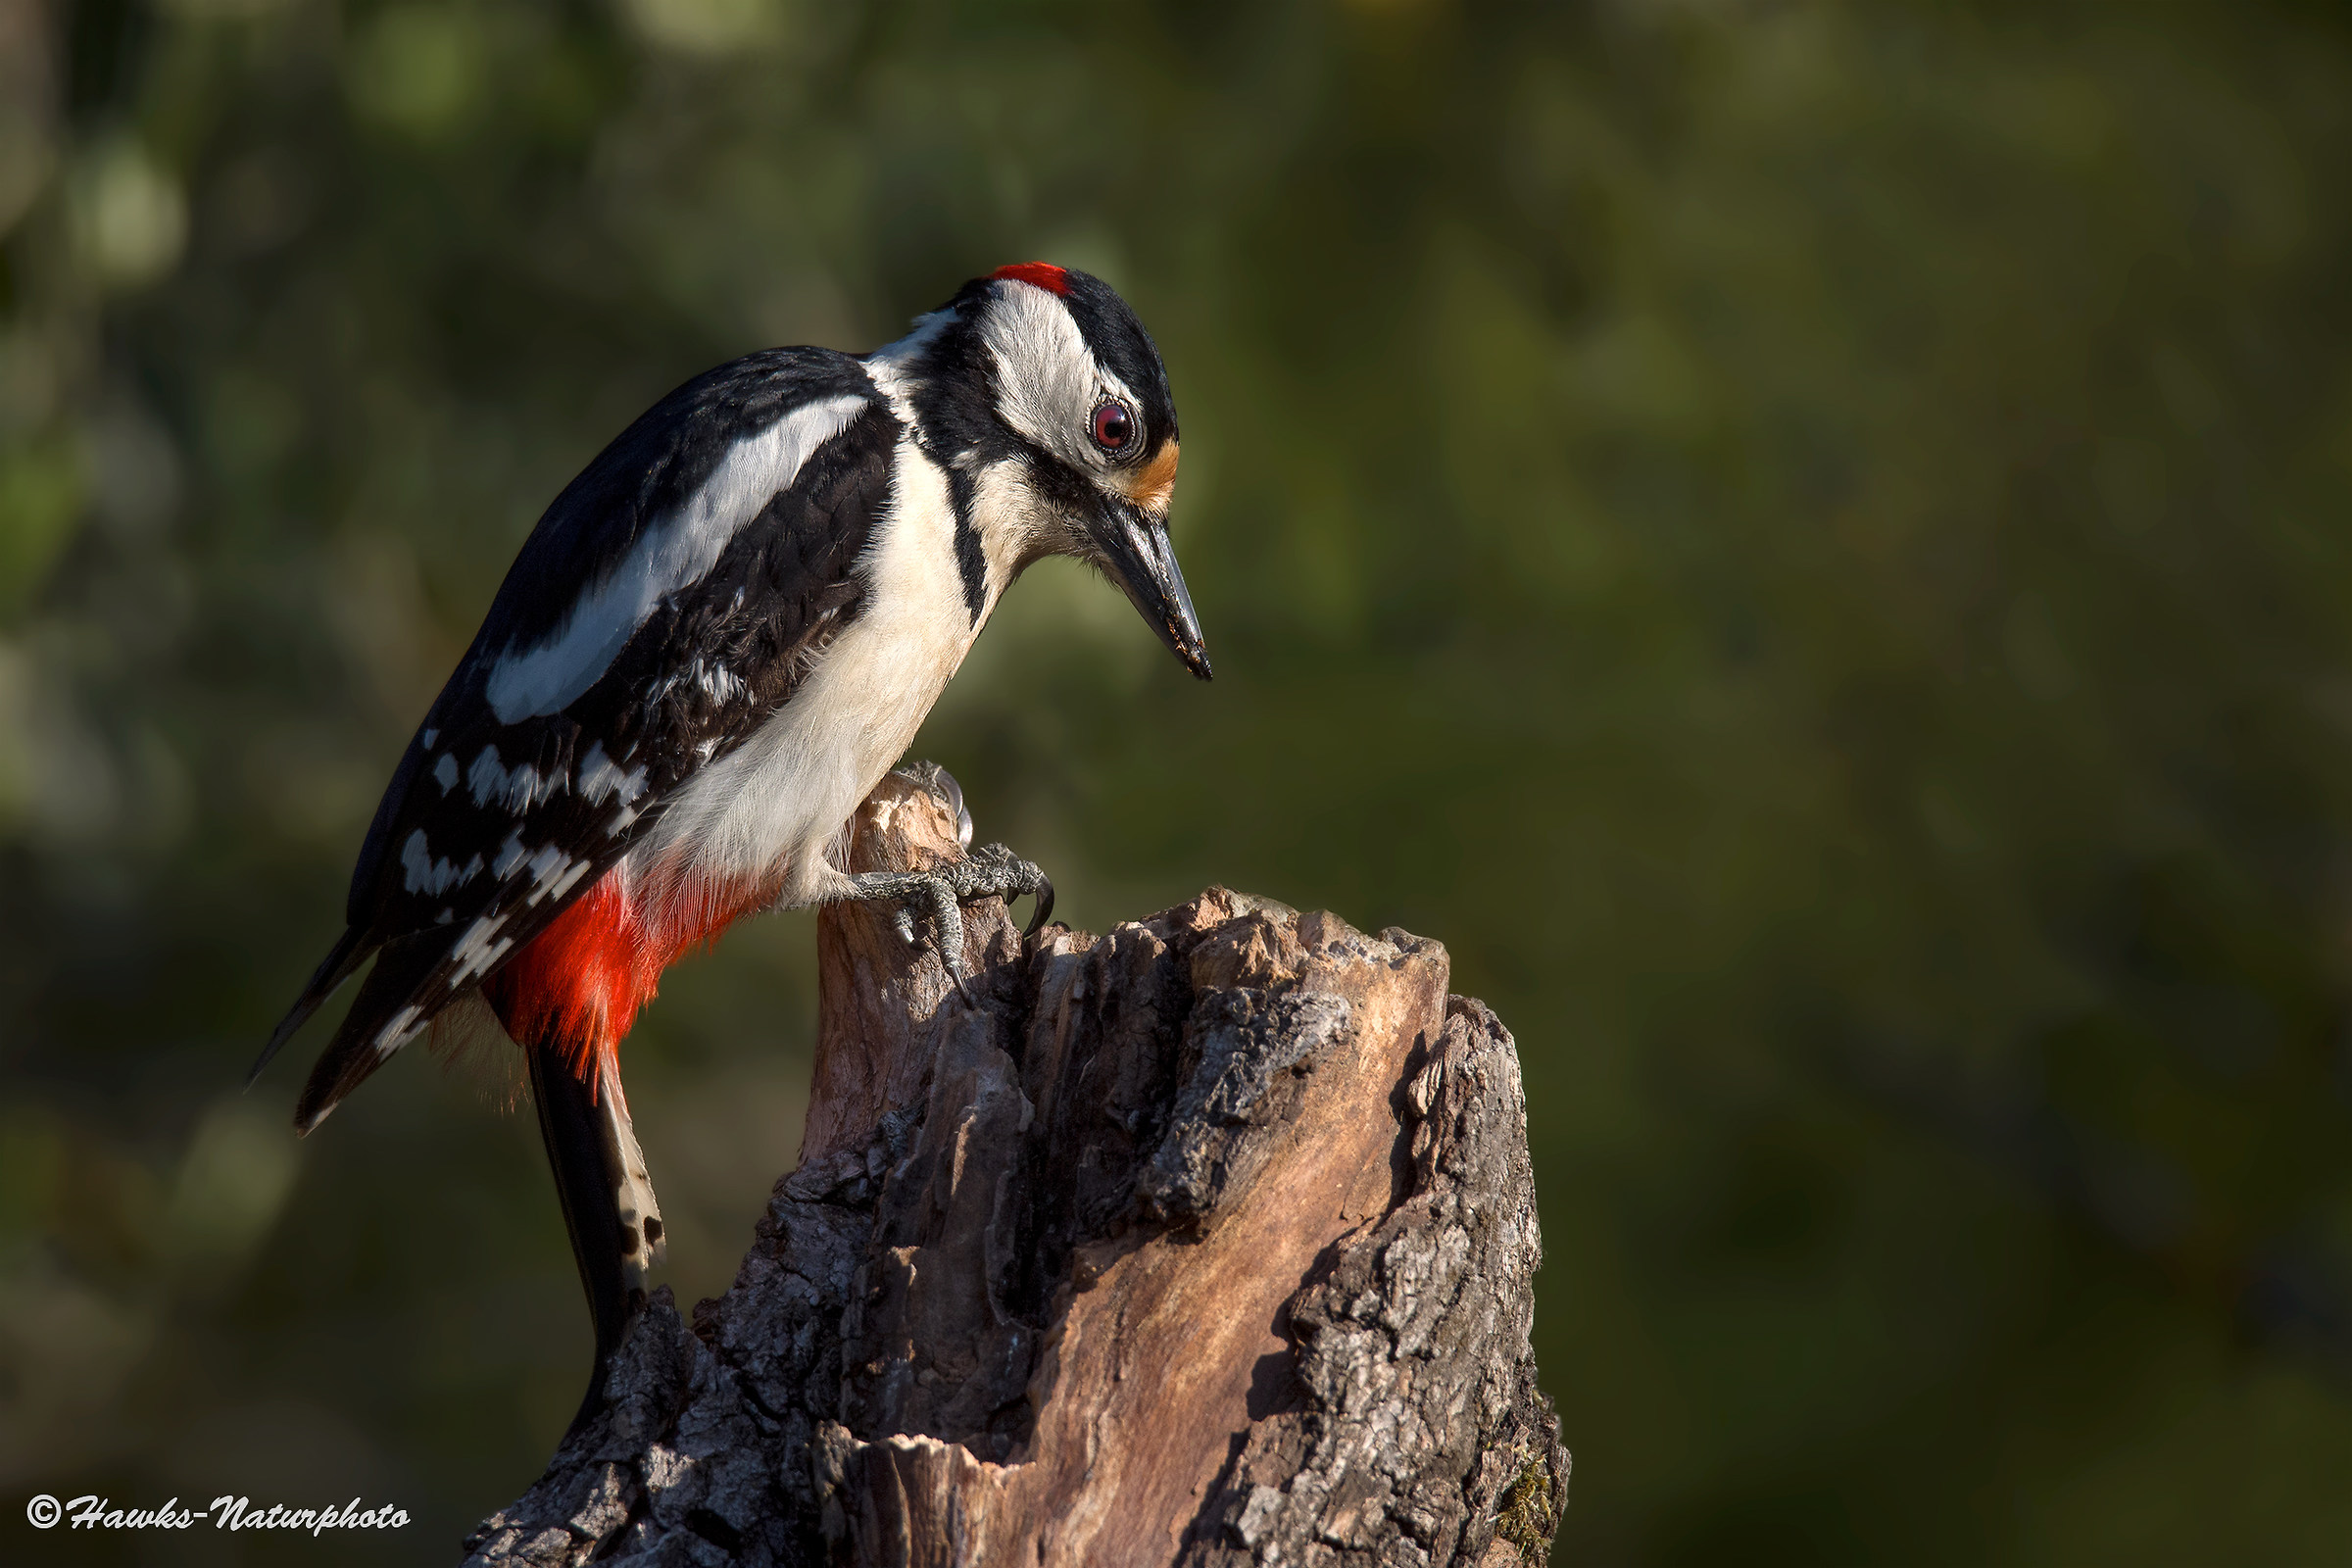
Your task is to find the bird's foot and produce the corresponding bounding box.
[839,844,1054,986]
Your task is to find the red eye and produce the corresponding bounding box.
[1091,401,1133,452]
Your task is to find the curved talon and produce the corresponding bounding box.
[1023,873,1055,941]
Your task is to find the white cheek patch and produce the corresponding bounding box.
[484,393,871,724]
[979,282,1141,473]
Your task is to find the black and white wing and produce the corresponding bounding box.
[261,347,902,1127]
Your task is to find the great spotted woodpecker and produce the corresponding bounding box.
[254,264,1207,1424]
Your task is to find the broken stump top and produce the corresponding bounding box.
[464,770,1565,1567]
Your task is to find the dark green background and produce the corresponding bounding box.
[6,1,2352,1562]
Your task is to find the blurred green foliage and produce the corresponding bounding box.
[5,0,2352,1562]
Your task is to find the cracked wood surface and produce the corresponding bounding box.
[462,769,1566,1567]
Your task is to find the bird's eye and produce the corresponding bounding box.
[1091,401,1133,453]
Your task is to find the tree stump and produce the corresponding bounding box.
[461,769,1567,1567]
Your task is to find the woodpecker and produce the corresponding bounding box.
[254,264,1208,1427]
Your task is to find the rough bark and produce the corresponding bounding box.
[462,769,1566,1567]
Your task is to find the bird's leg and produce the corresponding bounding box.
[780,763,1054,983]
[829,843,1055,983]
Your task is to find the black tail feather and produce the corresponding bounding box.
[249,925,372,1089]
[270,923,658,1440]
[529,1043,643,1438]
[291,930,447,1132]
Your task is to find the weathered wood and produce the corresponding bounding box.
[800,774,1020,1170]
[462,769,1566,1567]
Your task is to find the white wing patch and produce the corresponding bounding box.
[483,393,872,724]
[401,830,484,897]
[521,841,592,906]
[492,830,529,880]
[634,427,977,906]
[577,741,650,807]
[373,1004,425,1056]
[432,753,460,792]
[466,744,566,812]
[448,911,514,988]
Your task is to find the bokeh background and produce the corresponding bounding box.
[5,0,2352,1561]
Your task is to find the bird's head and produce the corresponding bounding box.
[887,263,1210,680]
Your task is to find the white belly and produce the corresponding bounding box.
[629,439,983,904]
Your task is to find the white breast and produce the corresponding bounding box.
[628,429,986,904]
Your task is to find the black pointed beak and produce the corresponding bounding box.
[1093,501,1211,680]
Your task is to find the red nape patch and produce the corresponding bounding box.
[992,261,1071,296]
[482,867,764,1090]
